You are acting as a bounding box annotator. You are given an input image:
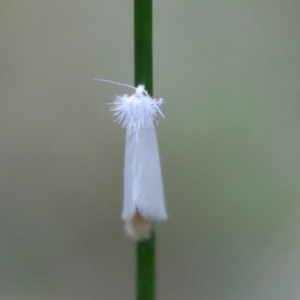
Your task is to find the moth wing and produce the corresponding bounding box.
[122,133,137,220]
[122,125,167,221]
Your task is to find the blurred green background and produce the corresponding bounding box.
[1,0,300,299]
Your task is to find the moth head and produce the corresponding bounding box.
[135,85,146,96]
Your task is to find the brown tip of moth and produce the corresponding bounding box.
[125,211,153,240]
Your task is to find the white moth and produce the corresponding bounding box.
[94,79,167,240]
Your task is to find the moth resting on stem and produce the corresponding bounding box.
[94,78,167,240]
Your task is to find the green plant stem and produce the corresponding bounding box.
[134,0,152,93]
[136,231,156,300]
[134,1,156,300]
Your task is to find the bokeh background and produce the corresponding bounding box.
[1,0,300,299]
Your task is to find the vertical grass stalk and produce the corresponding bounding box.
[134,1,156,300]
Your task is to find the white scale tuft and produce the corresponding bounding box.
[109,84,164,139]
